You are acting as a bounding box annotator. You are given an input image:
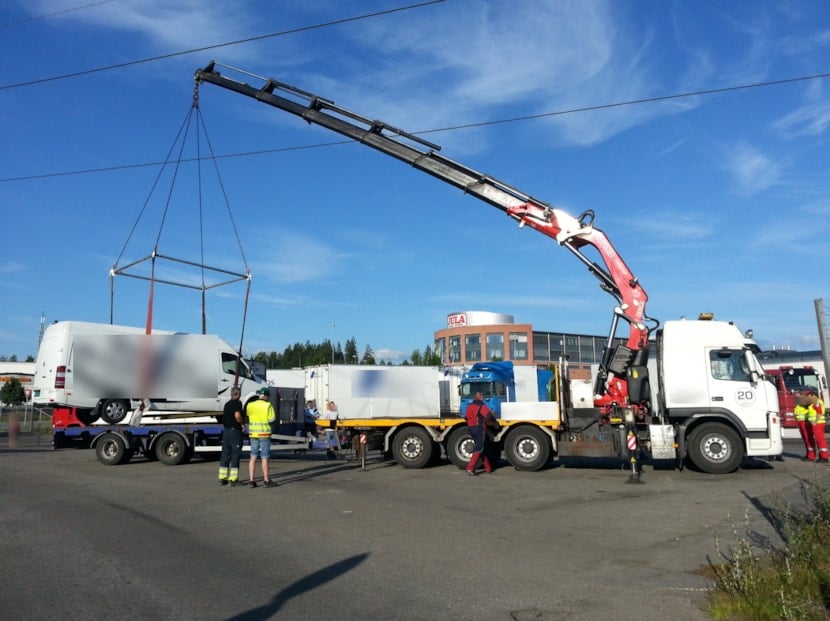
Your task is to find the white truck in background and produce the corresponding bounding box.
[33,320,266,424]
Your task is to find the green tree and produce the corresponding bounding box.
[410,348,423,366]
[344,338,358,364]
[361,345,376,365]
[0,377,25,406]
[25,355,34,362]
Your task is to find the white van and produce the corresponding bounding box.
[32,321,266,423]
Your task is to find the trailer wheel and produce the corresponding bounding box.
[95,433,131,466]
[391,427,434,469]
[686,422,743,474]
[154,433,192,466]
[100,399,130,424]
[505,426,551,471]
[446,426,475,469]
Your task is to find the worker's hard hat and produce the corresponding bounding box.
[257,387,271,395]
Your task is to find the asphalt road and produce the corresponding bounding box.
[2,435,828,621]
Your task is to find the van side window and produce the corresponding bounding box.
[221,353,251,379]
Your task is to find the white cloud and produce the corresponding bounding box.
[250,229,348,284]
[773,102,830,138]
[721,142,783,194]
[333,0,689,148]
[0,261,24,275]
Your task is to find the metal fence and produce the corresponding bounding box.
[0,405,52,444]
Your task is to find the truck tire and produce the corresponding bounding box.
[95,433,131,466]
[100,399,130,424]
[446,426,474,469]
[686,422,743,474]
[154,432,192,466]
[505,426,551,471]
[391,426,434,469]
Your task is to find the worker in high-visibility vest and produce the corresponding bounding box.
[803,389,828,463]
[246,387,278,487]
[794,392,815,461]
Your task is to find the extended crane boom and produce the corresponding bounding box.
[194,61,656,411]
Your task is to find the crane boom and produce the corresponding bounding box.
[194,61,655,409]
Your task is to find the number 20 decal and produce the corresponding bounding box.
[735,389,756,406]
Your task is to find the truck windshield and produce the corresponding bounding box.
[782,371,820,393]
[461,381,507,398]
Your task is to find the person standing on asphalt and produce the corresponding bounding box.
[465,391,497,476]
[246,387,277,487]
[804,389,828,463]
[794,391,815,461]
[218,387,244,486]
[320,401,340,459]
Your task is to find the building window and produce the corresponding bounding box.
[533,333,551,362]
[486,333,504,360]
[509,332,528,360]
[434,338,446,365]
[465,334,481,362]
[578,337,595,364]
[449,335,461,363]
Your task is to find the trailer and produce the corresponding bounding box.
[51,385,312,466]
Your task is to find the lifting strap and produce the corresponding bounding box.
[111,82,252,394]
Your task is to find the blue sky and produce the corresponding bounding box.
[2,0,829,363]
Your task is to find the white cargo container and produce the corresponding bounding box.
[303,364,461,419]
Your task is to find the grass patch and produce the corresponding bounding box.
[707,478,830,620]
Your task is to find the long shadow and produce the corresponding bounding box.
[226,552,369,620]
[274,456,397,485]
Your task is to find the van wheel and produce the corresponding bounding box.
[100,399,130,424]
[446,426,474,469]
[391,427,433,469]
[95,433,131,465]
[686,423,742,474]
[155,433,192,466]
[505,426,551,471]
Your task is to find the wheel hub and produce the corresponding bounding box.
[517,438,539,460]
[702,437,727,461]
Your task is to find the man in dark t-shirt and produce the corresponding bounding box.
[218,387,244,486]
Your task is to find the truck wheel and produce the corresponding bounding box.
[686,422,743,474]
[391,427,434,469]
[154,433,192,466]
[95,433,131,465]
[505,426,551,471]
[100,399,130,424]
[446,426,474,469]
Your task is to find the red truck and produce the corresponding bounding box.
[765,366,829,435]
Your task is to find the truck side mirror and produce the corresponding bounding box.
[743,350,759,386]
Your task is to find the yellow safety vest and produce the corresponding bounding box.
[246,399,276,437]
[806,400,826,425]
[795,404,810,422]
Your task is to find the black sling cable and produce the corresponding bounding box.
[110,105,193,324]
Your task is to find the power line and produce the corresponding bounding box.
[1,70,828,184]
[416,72,830,135]
[0,0,445,90]
[0,0,118,29]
